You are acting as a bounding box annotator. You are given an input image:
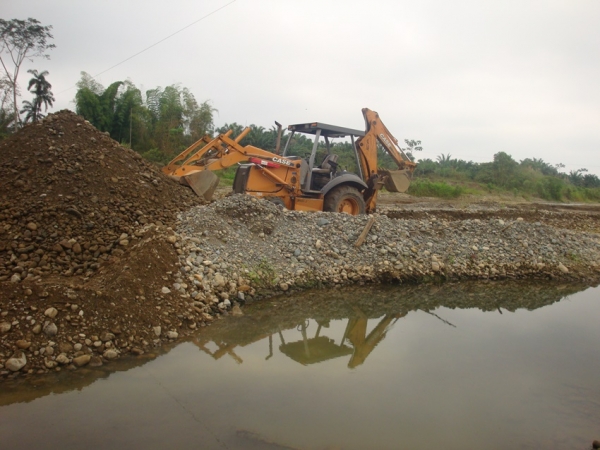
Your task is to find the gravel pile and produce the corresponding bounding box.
[0,111,208,381]
[0,110,201,283]
[174,195,600,304]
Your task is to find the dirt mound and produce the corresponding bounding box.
[0,111,221,381]
[0,110,202,282]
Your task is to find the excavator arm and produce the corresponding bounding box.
[355,108,417,211]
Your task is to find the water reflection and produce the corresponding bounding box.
[2,280,599,450]
[196,312,405,369]
[192,280,593,371]
[2,279,594,406]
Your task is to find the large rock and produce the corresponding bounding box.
[44,307,58,318]
[100,331,115,342]
[59,342,73,353]
[72,355,91,367]
[6,351,27,372]
[103,349,118,360]
[56,353,70,365]
[43,322,58,337]
[212,273,226,287]
[166,331,178,339]
[44,358,57,369]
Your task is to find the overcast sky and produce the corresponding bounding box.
[3,0,600,174]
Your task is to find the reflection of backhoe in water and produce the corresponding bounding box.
[346,310,406,368]
[194,309,406,369]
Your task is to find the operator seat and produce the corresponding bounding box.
[312,154,339,175]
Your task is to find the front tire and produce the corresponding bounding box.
[324,186,366,215]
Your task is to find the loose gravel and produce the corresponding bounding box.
[174,195,600,306]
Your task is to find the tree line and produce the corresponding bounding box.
[410,151,600,201]
[74,72,215,161]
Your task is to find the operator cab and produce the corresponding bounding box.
[282,122,365,193]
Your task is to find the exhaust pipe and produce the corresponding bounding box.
[274,121,282,154]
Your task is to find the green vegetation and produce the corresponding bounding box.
[412,152,600,201]
[407,179,465,199]
[72,83,600,202]
[247,259,278,288]
[220,123,600,202]
[214,168,237,186]
[74,72,216,160]
[20,69,54,123]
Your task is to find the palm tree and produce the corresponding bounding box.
[436,153,453,167]
[20,100,38,123]
[22,69,54,123]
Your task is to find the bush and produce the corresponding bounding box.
[140,148,171,165]
[534,176,567,201]
[568,187,600,202]
[414,159,437,176]
[584,188,600,201]
[408,179,464,198]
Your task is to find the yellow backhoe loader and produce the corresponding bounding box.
[162,108,416,214]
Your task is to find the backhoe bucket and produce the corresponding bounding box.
[380,169,412,193]
[181,170,220,201]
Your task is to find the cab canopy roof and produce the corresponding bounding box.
[287,122,365,139]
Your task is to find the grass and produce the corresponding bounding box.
[215,168,237,187]
[247,259,278,288]
[408,179,465,199]
[405,175,600,203]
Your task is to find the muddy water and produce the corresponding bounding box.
[1,281,600,450]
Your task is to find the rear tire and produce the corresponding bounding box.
[324,186,366,215]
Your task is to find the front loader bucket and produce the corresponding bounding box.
[379,169,412,193]
[181,170,220,201]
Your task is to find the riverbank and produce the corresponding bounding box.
[1,111,600,382]
[2,196,600,381]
